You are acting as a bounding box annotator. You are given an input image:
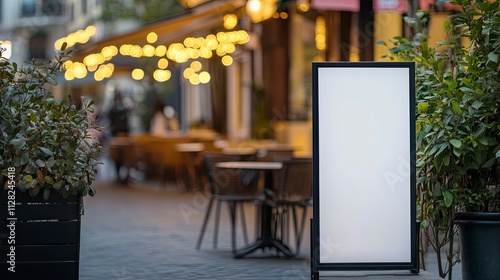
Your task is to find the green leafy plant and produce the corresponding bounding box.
[378,0,499,278]
[0,46,104,200]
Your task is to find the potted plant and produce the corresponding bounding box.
[0,44,104,279]
[378,0,499,279]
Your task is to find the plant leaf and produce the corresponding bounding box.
[421,219,430,229]
[449,139,462,148]
[482,157,496,168]
[9,138,26,148]
[39,147,53,156]
[471,101,483,109]
[443,190,453,207]
[488,52,498,64]
[20,153,30,165]
[25,175,33,182]
[443,154,450,166]
[30,111,37,122]
[477,136,488,146]
[459,87,474,93]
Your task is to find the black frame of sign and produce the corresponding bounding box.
[311,62,418,279]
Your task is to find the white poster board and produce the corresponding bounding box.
[312,62,417,272]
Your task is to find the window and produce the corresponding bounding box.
[41,0,64,16]
[21,0,64,17]
[82,0,87,14]
[21,0,36,17]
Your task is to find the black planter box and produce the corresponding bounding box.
[454,212,500,280]
[0,189,82,280]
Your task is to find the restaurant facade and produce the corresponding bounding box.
[0,0,457,156]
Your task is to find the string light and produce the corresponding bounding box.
[62,26,250,83]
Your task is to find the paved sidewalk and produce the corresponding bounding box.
[78,177,456,280]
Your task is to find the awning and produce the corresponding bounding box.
[70,0,246,64]
[311,0,360,12]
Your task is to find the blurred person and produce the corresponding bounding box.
[108,91,130,184]
[109,91,129,136]
[150,95,169,136]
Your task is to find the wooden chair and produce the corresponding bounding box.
[196,153,263,252]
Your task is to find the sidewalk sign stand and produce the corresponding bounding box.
[311,62,418,279]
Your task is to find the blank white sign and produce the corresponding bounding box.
[318,66,412,263]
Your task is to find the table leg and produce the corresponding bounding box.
[234,170,294,258]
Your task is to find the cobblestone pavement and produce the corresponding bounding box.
[79,175,454,280]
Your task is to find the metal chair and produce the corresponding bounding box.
[196,153,263,252]
[272,157,312,255]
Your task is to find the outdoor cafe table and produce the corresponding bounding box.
[215,161,294,258]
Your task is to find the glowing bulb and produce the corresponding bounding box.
[217,32,227,43]
[64,69,75,81]
[130,45,143,57]
[143,44,155,57]
[247,0,261,13]
[131,68,144,80]
[67,33,76,47]
[94,70,104,81]
[147,32,158,44]
[154,69,171,82]
[189,73,200,85]
[199,47,212,59]
[62,60,73,70]
[155,45,167,57]
[199,71,211,84]
[221,55,233,66]
[85,25,96,36]
[183,68,195,79]
[120,44,132,55]
[223,14,238,30]
[158,58,169,69]
[101,46,114,58]
[190,61,202,72]
[75,30,86,43]
[73,63,87,79]
[87,64,98,72]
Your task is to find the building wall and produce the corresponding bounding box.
[373,11,403,61]
[0,0,67,64]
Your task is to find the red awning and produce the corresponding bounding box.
[311,0,360,12]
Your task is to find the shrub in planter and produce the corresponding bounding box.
[0,45,104,278]
[378,0,499,278]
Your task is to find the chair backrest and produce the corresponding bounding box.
[274,157,312,203]
[203,153,260,197]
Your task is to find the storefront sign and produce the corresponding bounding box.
[374,0,407,12]
[311,62,418,278]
